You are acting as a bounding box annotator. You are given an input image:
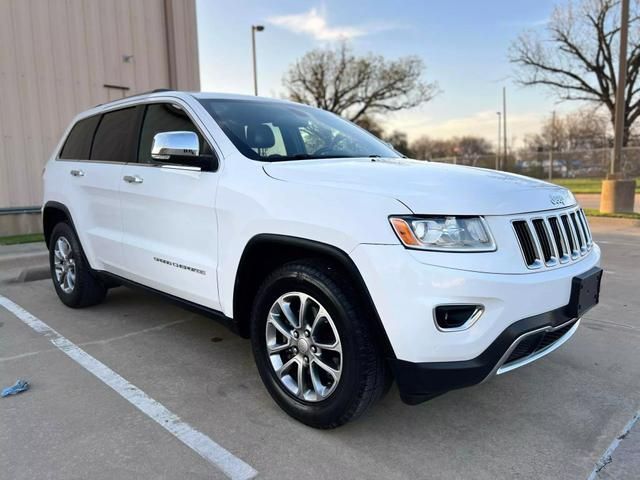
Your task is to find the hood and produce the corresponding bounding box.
[263,157,576,215]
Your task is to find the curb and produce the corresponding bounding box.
[17,265,51,283]
[0,251,48,270]
[586,216,640,230]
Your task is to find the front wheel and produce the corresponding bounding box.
[49,222,106,308]
[250,260,387,428]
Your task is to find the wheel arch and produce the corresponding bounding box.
[232,234,396,358]
[43,201,77,249]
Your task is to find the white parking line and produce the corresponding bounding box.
[0,294,258,480]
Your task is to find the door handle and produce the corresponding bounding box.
[70,169,85,177]
[123,175,143,184]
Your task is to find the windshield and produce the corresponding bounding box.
[198,99,401,162]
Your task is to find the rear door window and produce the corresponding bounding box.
[91,107,139,162]
[59,115,100,160]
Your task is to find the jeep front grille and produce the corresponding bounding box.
[512,207,593,269]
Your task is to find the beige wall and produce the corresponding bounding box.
[0,0,200,211]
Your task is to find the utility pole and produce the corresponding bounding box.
[503,87,507,170]
[612,0,629,176]
[251,25,265,96]
[601,0,636,212]
[549,110,556,181]
[496,112,502,170]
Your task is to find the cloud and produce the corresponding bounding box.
[500,18,548,28]
[387,109,546,147]
[268,7,392,41]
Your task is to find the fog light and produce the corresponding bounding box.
[434,305,483,331]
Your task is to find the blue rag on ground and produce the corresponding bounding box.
[1,379,29,397]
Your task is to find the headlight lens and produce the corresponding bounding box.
[389,216,496,252]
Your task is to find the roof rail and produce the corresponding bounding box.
[95,88,177,107]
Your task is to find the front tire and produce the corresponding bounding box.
[49,222,106,308]
[250,260,387,428]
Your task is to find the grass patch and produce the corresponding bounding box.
[583,208,640,220]
[551,177,640,194]
[0,233,45,245]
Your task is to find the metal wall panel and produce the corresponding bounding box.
[0,0,200,210]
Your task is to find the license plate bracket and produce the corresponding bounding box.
[565,267,603,318]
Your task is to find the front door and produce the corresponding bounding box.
[118,102,221,310]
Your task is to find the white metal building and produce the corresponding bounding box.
[0,0,200,235]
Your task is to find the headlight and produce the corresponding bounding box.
[389,216,496,252]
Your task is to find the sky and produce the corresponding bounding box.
[195,0,578,147]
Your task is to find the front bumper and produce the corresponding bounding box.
[349,242,602,405]
[350,243,601,363]
[390,305,581,404]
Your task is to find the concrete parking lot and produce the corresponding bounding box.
[1,220,638,480]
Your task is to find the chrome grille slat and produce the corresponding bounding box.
[543,217,560,261]
[512,220,542,268]
[548,216,570,263]
[526,218,546,265]
[578,209,592,245]
[512,206,593,270]
[531,218,557,266]
[561,214,580,258]
[557,216,572,259]
[570,212,587,254]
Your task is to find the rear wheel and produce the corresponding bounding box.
[250,260,387,428]
[49,222,106,308]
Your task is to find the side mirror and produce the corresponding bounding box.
[151,131,200,160]
[150,131,217,171]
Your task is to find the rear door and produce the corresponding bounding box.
[119,102,221,310]
[56,107,139,271]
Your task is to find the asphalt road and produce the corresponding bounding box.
[1,222,638,480]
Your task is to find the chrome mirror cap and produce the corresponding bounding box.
[151,131,199,160]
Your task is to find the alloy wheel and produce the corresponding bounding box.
[53,236,76,294]
[266,292,343,402]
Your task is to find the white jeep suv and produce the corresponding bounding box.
[42,90,602,428]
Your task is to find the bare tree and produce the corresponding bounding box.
[510,0,640,145]
[523,109,609,151]
[385,131,411,156]
[354,115,385,138]
[284,43,438,122]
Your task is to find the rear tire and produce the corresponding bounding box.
[49,222,106,308]
[250,259,387,428]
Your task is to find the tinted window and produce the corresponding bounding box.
[91,107,138,162]
[198,99,400,162]
[138,103,210,164]
[59,115,100,160]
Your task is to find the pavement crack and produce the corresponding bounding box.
[0,348,59,362]
[77,319,192,347]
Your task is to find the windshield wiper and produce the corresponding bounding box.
[268,153,355,162]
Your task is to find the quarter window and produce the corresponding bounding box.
[59,115,100,160]
[90,107,139,162]
[138,103,210,164]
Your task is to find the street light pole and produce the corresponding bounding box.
[251,25,264,96]
[496,112,501,170]
[549,110,556,181]
[502,87,507,170]
[612,0,629,176]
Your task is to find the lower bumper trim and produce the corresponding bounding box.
[390,303,579,405]
[495,318,579,375]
